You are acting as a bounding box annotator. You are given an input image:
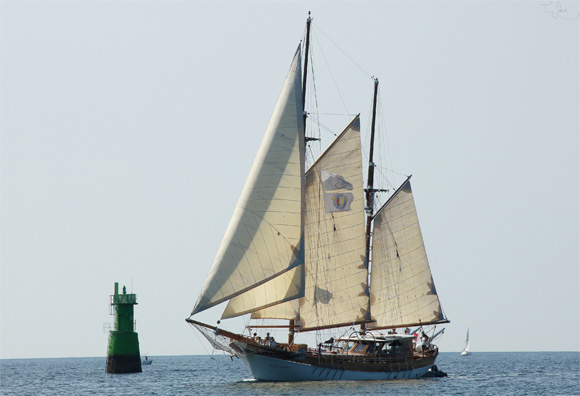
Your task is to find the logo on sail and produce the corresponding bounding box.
[321,170,354,213]
[325,193,353,212]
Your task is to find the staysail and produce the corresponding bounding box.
[221,265,303,319]
[191,45,305,316]
[368,178,447,329]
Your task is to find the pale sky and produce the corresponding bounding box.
[1,1,578,359]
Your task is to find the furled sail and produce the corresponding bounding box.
[247,117,369,329]
[191,45,305,316]
[368,178,447,329]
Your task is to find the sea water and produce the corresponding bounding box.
[1,352,578,396]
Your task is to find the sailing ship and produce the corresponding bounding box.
[186,14,450,381]
[461,328,471,356]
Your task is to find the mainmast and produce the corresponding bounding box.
[364,78,379,268]
[361,78,381,334]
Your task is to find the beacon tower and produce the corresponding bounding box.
[106,282,142,373]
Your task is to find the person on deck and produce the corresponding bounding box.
[421,331,428,355]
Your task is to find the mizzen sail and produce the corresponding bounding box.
[368,178,447,329]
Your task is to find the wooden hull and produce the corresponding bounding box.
[187,319,440,381]
[231,340,438,381]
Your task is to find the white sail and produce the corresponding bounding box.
[368,179,446,329]
[250,298,300,320]
[298,116,369,330]
[191,46,305,315]
[461,328,471,355]
[221,265,303,319]
[247,117,369,328]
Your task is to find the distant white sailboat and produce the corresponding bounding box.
[461,328,471,356]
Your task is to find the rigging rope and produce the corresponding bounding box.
[312,29,351,122]
[313,24,372,79]
[188,322,220,360]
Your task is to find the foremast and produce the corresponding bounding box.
[289,11,312,346]
[302,12,312,133]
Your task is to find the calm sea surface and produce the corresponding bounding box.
[1,352,578,396]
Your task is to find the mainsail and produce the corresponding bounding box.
[191,45,305,316]
[239,116,369,330]
[368,178,447,329]
[298,116,369,330]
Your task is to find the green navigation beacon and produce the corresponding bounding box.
[106,282,142,373]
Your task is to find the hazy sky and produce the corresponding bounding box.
[1,1,578,359]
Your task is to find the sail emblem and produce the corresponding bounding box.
[333,193,352,211]
[333,194,348,209]
[321,170,355,213]
[324,192,354,213]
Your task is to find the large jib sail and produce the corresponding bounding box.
[191,45,305,316]
[368,178,448,329]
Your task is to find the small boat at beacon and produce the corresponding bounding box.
[186,13,450,381]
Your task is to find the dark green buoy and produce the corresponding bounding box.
[106,282,142,373]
